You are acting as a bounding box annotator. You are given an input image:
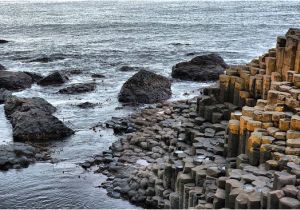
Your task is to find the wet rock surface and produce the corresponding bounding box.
[0,88,12,104]
[58,83,96,94]
[38,71,69,86]
[172,53,228,81]
[0,142,50,171]
[118,70,172,104]
[82,29,300,209]
[4,96,74,141]
[118,65,143,72]
[0,70,33,90]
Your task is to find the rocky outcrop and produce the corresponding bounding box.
[38,71,68,86]
[0,71,33,90]
[118,70,171,104]
[4,96,74,141]
[85,28,300,209]
[171,53,228,81]
[58,83,96,94]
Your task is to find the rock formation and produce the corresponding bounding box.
[172,53,228,81]
[38,71,68,86]
[118,70,172,104]
[4,96,74,141]
[0,70,33,90]
[58,83,96,94]
[85,28,300,209]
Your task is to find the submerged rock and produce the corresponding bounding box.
[171,53,228,81]
[0,71,33,90]
[27,54,65,63]
[77,102,97,109]
[91,73,105,78]
[0,39,9,44]
[118,70,171,104]
[119,65,143,72]
[58,83,96,94]
[38,71,68,86]
[4,96,74,141]
[0,64,6,70]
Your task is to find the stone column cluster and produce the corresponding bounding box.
[158,28,300,209]
[98,28,300,209]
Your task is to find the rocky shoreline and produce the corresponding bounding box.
[81,28,300,209]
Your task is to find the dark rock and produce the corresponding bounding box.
[23,71,43,83]
[38,71,68,86]
[4,96,74,141]
[0,39,9,44]
[58,83,96,94]
[119,65,142,72]
[171,53,228,81]
[28,55,65,63]
[77,102,97,109]
[0,71,33,90]
[66,69,83,75]
[0,64,6,70]
[118,70,171,104]
[91,73,105,78]
[0,88,12,104]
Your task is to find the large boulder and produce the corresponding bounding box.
[4,96,74,141]
[58,83,96,94]
[38,71,68,86]
[171,53,228,81]
[0,71,33,90]
[118,70,171,104]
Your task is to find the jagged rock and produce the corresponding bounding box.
[38,71,68,86]
[171,54,228,81]
[4,96,74,141]
[118,70,171,104]
[0,71,33,90]
[58,83,96,94]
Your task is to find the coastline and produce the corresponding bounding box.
[84,28,300,209]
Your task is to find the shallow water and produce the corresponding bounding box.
[0,0,299,208]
